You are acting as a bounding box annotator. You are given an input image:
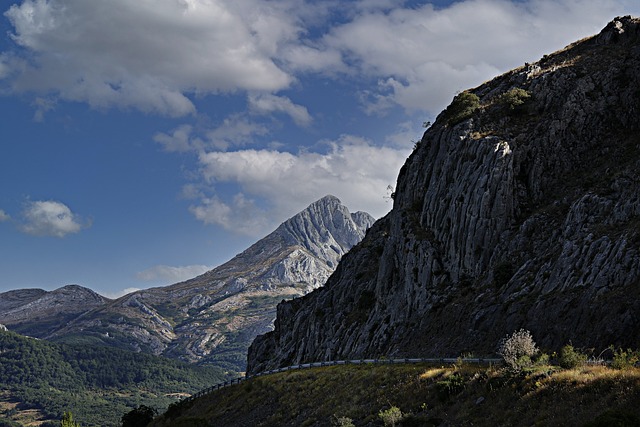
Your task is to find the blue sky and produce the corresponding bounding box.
[1,0,638,297]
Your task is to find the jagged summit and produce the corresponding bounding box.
[248,17,640,374]
[0,196,373,371]
[276,195,374,268]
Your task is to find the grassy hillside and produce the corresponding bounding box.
[0,329,232,427]
[151,362,640,426]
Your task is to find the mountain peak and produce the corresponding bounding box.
[2,195,375,369]
[312,194,341,205]
[277,196,375,268]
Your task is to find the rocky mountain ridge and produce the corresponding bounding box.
[247,16,640,374]
[0,196,373,371]
[0,285,109,337]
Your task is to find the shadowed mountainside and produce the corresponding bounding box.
[248,16,640,374]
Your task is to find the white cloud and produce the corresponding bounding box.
[154,113,272,153]
[99,287,141,299]
[311,0,640,114]
[279,43,347,75]
[32,96,56,122]
[248,93,312,127]
[384,120,425,149]
[136,264,213,283]
[190,193,271,236]
[0,209,10,222]
[206,114,270,151]
[19,200,89,237]
[2,0,295,116]
[190,135,410,235]
[154,124,198,153]
[4,0,636,119]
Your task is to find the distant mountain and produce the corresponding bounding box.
[248,17,640,374]
[0,285,110,337]
[0,195,373,371]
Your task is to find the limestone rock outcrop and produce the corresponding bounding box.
[247,17,640,374]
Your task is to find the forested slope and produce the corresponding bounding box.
[0,330,229,426]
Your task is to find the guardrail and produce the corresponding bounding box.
[182,357,503,403]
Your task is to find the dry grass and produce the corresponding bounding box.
[151,363,640,426]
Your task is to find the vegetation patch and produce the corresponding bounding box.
[441,91,481,126]
[496,88,531,111]
[0,329,230,427]
[151,360,640,427]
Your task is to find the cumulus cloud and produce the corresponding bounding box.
[190,193,271,236]
[155,113,271,152]
[0,209,10,222]
[206,114,270,150]
[189,135,411,235]
[153,124,199,153]
[312,0,639,114]
[136,264,213,283]
[19,200,89,237]
[3,0,636,119]
[2,0,295,116]
[248,93,312,127]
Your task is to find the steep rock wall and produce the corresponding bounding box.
[248,17,640,374]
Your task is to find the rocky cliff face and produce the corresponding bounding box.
[247,17,640,374]
[0,196,373,371]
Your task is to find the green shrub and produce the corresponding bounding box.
[442,91,480,125]
[611,348,640,370]
[331,415,355,427]
[378,406,403,427]
[534,352,550,366]
[558,345,587,369]
[497,88,531,110]
[436,373,465,401]
[60,412,81,427]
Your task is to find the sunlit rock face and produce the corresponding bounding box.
[248,17,640,375]
[1,196,373,371]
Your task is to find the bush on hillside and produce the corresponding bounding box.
[497,88,531,110]
[442,91,480,125]
[558,345,587,369]
[611,348,640,370]
[498,329,538,371]
[436,372,465,401]
[331,415,355,427]
[378,406,403,427]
